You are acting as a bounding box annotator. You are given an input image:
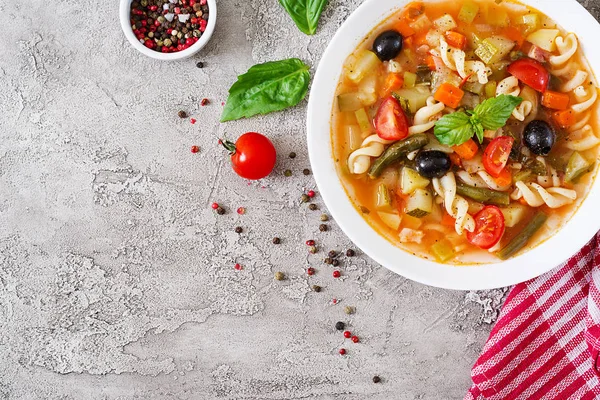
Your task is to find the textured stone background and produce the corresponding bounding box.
[0,0,597,399]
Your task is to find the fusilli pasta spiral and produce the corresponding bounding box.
[535,157,561,188]
[408,97,446,135]
[549,34,578,67]
[347,135,394,174]
[511,181,577,208]
[572,85,598,114]
[456,170,512,192]
[496,77,533,121]
[566,125,600,151]
[432,172,475,235]
[439,37,490,84]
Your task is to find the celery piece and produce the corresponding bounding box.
[475,36,515,64]
[434,14,457,32]
[345,125,362,152]
[355,108,373,134]
[475,40,498,65]
[337,93,363,112]
[347,50,381,83]
[376,183,392,210]
[514,170,533,183]
[432,240,456,263]
[458,1,479,24]
[521,13,540,35]
[565,152,593,183]
[484,81,498,98]
[468,33,483,49]
[403,71,417,88]
[526,29,560,52]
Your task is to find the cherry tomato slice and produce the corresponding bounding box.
[225,132,276,180]
[375,96,410,141]
[467,206,505,250]
[507,58,550,93]
[483,136,514,178]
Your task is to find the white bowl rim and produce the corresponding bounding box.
[307,0,600,290]
[119,0,217,61]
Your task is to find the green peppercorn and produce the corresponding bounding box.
[309,246,317,254]
[301,194,310,203]
[319,224,328,232]
[312,285,322,292]
[320,214,329,222]
[303,168,311,175]
[164,38,172,47]
[156,40,164,47]
[284,169,292,177]
[157,16,166,23]
[193,3,202,11]
[308,204,318,211]
[148,31,154,38]
[178,110,187,118]
[177,32,183,39]
[344,305,355,315]
[141,0,147,6]
[274,271,285,281]
[324,257,332,265]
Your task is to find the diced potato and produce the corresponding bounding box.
[355,108,373,134]
[406,188,433,218]
[434,14,457,32]
[388,60,403,73]
[526,29,560,52]
[378,212,402,231]
[501,203,529,228]
[393,86,431,113]
[426,29,443,48]
[357,73,379,106]
[458,1,479,24]
[521,13,541,34]
[346,50,381,83]
[337,93,363,112]
[476,36,516,64]
[402,214,423,230]
[345,125,362,152]
[467,200,485,215]
[399,228,425,244]
[565,151,593,183]
[401,167,431,194]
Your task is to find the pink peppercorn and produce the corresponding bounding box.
[190,118,196,124]
[211,203,219,210]
[351,336,359,343]
[234,263,242,270]
[343,331,352,338]
[306,240,315,246]
[307,267,315,276]
[307,190,316,198]
[191,145,200,153]
[339,348,346,355]
[237,207,246,215]
[333,270,341,278]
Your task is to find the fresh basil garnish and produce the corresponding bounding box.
[434,95,522,146]
[278,0,329,35]
[221,58,311,122]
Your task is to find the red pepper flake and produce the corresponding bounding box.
[191,145,200,153]
[343,331,352,338]
[237,207,246,215]
[211,202,219,210]
[351,335,359,343]
[201,98,209,106]
[333,270,341,278]
[339,348,346,355]
[190,118,197,124]
[306,240,315,246]
[307,267,315,276]
[307,190,316,198]
[221,101,225,106]
[234,263,242,270]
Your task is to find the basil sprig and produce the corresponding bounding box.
[278,0,329,35]
[434,95,523,146]
[221,58,311,122]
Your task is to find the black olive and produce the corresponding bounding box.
[372,30,403,61]
[523,120,556,156]
[415,151,451,179]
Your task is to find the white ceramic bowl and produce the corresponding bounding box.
[119,0,216,60]
[307,0,600,290]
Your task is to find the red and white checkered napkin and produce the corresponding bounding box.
[465,232,600,400]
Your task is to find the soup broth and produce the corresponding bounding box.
[332,0,600,264]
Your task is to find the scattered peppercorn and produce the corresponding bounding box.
[301,194,310,203]
[235,226,243,233]
[274,271,285,281]
[216,206,225,215]
[306,240,315,246]
[344,306,356,315]
[289,152,296,159]
[178,110,187,118]
[307,267,315,276]
[211,202,219,209]
[332,259,340,267]
[333,270,341,278]
[272,237,281,244]
[308,204,318,211]
[324,257,333,265]
[343,330,352,338]
[309,246,317,254]
[237,207,246,215]
[312,285,322,292]
[351,335,359,343]
[373,376,381,384]
[307,190,316,198]
[335,321,345,330]
[234,263,242,270]
[346,249,356,257]
[320,214,329,222]
[303,169,311,175]
[339,348,346,355]
[201,98,209,106]
[196,61,204,68]
[328,250,338,258]
[284,169,292,177]
[319,224,328,232]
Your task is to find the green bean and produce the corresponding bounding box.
[456,182,511,206]
[368,134,429,178]
[497,212,548,260]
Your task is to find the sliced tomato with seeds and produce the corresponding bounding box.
[374,96,410,141]
[507,58,550,93]
[467,206,505,250]
[483,136,514,178]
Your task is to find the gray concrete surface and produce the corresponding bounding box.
[0,0,597,399]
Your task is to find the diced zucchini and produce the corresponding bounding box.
[393,94,411,114]
[393,87,431,114]
[345,125,362,152]
[377,212,402,231]
[409,14,432,32]
[406,188,433,218]
[458,1,479,24]
[468,33,483,49]
[355,108,373,134]
[337,93,363,112]
[401,167,431,194]
[521,13,540,35]
[357,73,378,106]
[347,50,382,83]
[434,14,457,32]
[514,170,533,182]
[376,183,392,210]
[565,152,593,183]
[432,240,456,263]
[476,36,516,64]
[526,29,560,52]
[501,203,529,228]
[464,81,484,95]
[416,66,432,84]
[467,200,485,215]
[403,71,417,88]
[485,81,498,98]
[402,214,423,230]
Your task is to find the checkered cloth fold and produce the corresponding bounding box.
[466,232,600,400]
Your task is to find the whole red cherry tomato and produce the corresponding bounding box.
[507,58,550,93]
[467,206,505,250]
[220,132,276,180]
[375,96,410,140]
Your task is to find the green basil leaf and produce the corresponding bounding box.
[474,94,523,130]
[278,0,329,35]
[434,112,474,146]
[221,58,311,122]
[473,122,485,143]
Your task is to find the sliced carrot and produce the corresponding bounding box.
[552,109,577,128]
[400,2,424,23]
[449,152,462,168]
[493,167,512,187]
[441,212,456,227]
[542,90,570,110]
[425,55,437,71]
[504,26,525,48]
[381,73,405,97]
[452,139,478,160]
[434,82,465,109]
[445,31,467,50]
[396,19,416,37]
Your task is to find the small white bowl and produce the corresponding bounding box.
[307,0,600,290]
[119,0,216,61]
